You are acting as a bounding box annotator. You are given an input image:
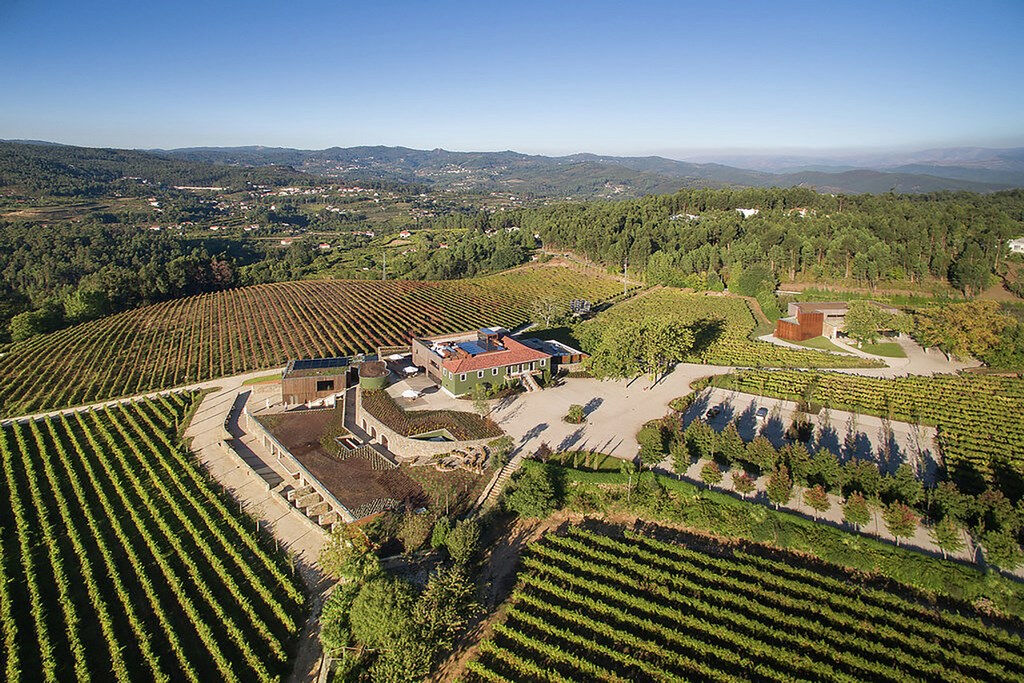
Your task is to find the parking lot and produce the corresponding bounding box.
[682,386,941,482]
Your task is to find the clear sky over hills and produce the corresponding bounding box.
[0,0,1021,154]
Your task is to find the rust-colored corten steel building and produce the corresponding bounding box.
[281,357,350,405]
[775,308,825,342]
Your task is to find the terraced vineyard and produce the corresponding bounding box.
[0,265,622,417]
[713,370,1024,494]
[0,393,306,681]
[467,526,1024,682]
[577,289,883,370]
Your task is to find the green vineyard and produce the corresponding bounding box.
[0,393,307,681]
[713,370,1024,494]
[467,526,1024,682]
[577,289,882,370]
[0,265,622,417]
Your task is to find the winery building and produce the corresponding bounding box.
[281,357,351,406]
[411,328,554,397]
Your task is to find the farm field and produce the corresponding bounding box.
[0,393,306,681]
[0,264,623,417]
[466,525,1024,682]
[576,289,883,370]
[712,369,1024,496]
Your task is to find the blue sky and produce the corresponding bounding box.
[0,0,1021,155]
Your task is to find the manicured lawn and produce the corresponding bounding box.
[791,335,848,353]
[859,341,907,358]
[242,372,281,385]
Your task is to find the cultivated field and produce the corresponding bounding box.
[577,289,882,370]
[467,526,1024,682]
[713,370,1024,496]
[0,265,623,417]
[0,393,306,681]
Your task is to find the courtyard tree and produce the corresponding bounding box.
[882,502,919,546]
[636,423,667,470]
[930,517,965,560]
[700,461,723,489]
[766,465,793,509]
[842,492,871,531]
[565,404,584,424]
[803,484,831,519]
[732,471,756,499]
[844,300,899,347]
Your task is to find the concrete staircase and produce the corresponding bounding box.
[478,458,518,510]
[522,373,541,393]
[278,483,341,530]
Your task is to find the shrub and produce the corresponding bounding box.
[565,404,585,424]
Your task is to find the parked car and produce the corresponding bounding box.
[755,407,769,422]
[705,406,722,419]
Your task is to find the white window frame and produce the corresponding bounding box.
[492,367,499,376]
[460,373,466,381]
[540,358,546,367]
[477,370,484,379]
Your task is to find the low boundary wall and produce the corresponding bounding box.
[244,407,358,523]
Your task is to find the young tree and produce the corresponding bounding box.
[745,436,778,472]
[320,526,381,582]
[766,465,793,509]
[803,485,831,519]
[503,463,558,518]
[444,519,481,566]
[981,529,1023,571]
[732,471,756,499]
[882,502,919,546]
[398,512,433,554]
[930,517,965,560]
[636,424,667,470]
[842,492,871,531]
[412,566,476,649]
[430,516,452,549]
[929,481,969,523]
[349,577,415,649]
[530,296,568,327]
[844,300,894,346]
[883,463,924,506]
[685,420,716,462]
[717,423,745,466]
[565,404,584,424]
[700,460,723,489]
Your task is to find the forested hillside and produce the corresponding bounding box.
[492,188,1024,295]
[0,141,310,197]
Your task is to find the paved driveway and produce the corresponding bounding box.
[490,364,732,459]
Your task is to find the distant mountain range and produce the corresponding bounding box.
[3,139,1022,198]
[154,144,1023,196]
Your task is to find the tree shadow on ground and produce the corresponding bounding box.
[689,317,726,358]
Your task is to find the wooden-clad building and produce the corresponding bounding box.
[281,357,350,406]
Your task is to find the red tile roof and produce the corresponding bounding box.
[441,336,551,374]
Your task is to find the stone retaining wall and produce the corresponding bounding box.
[354,387,496,461]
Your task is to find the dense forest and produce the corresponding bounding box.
[496,188,1024,297]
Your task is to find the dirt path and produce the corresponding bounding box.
[428,513,570,682]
